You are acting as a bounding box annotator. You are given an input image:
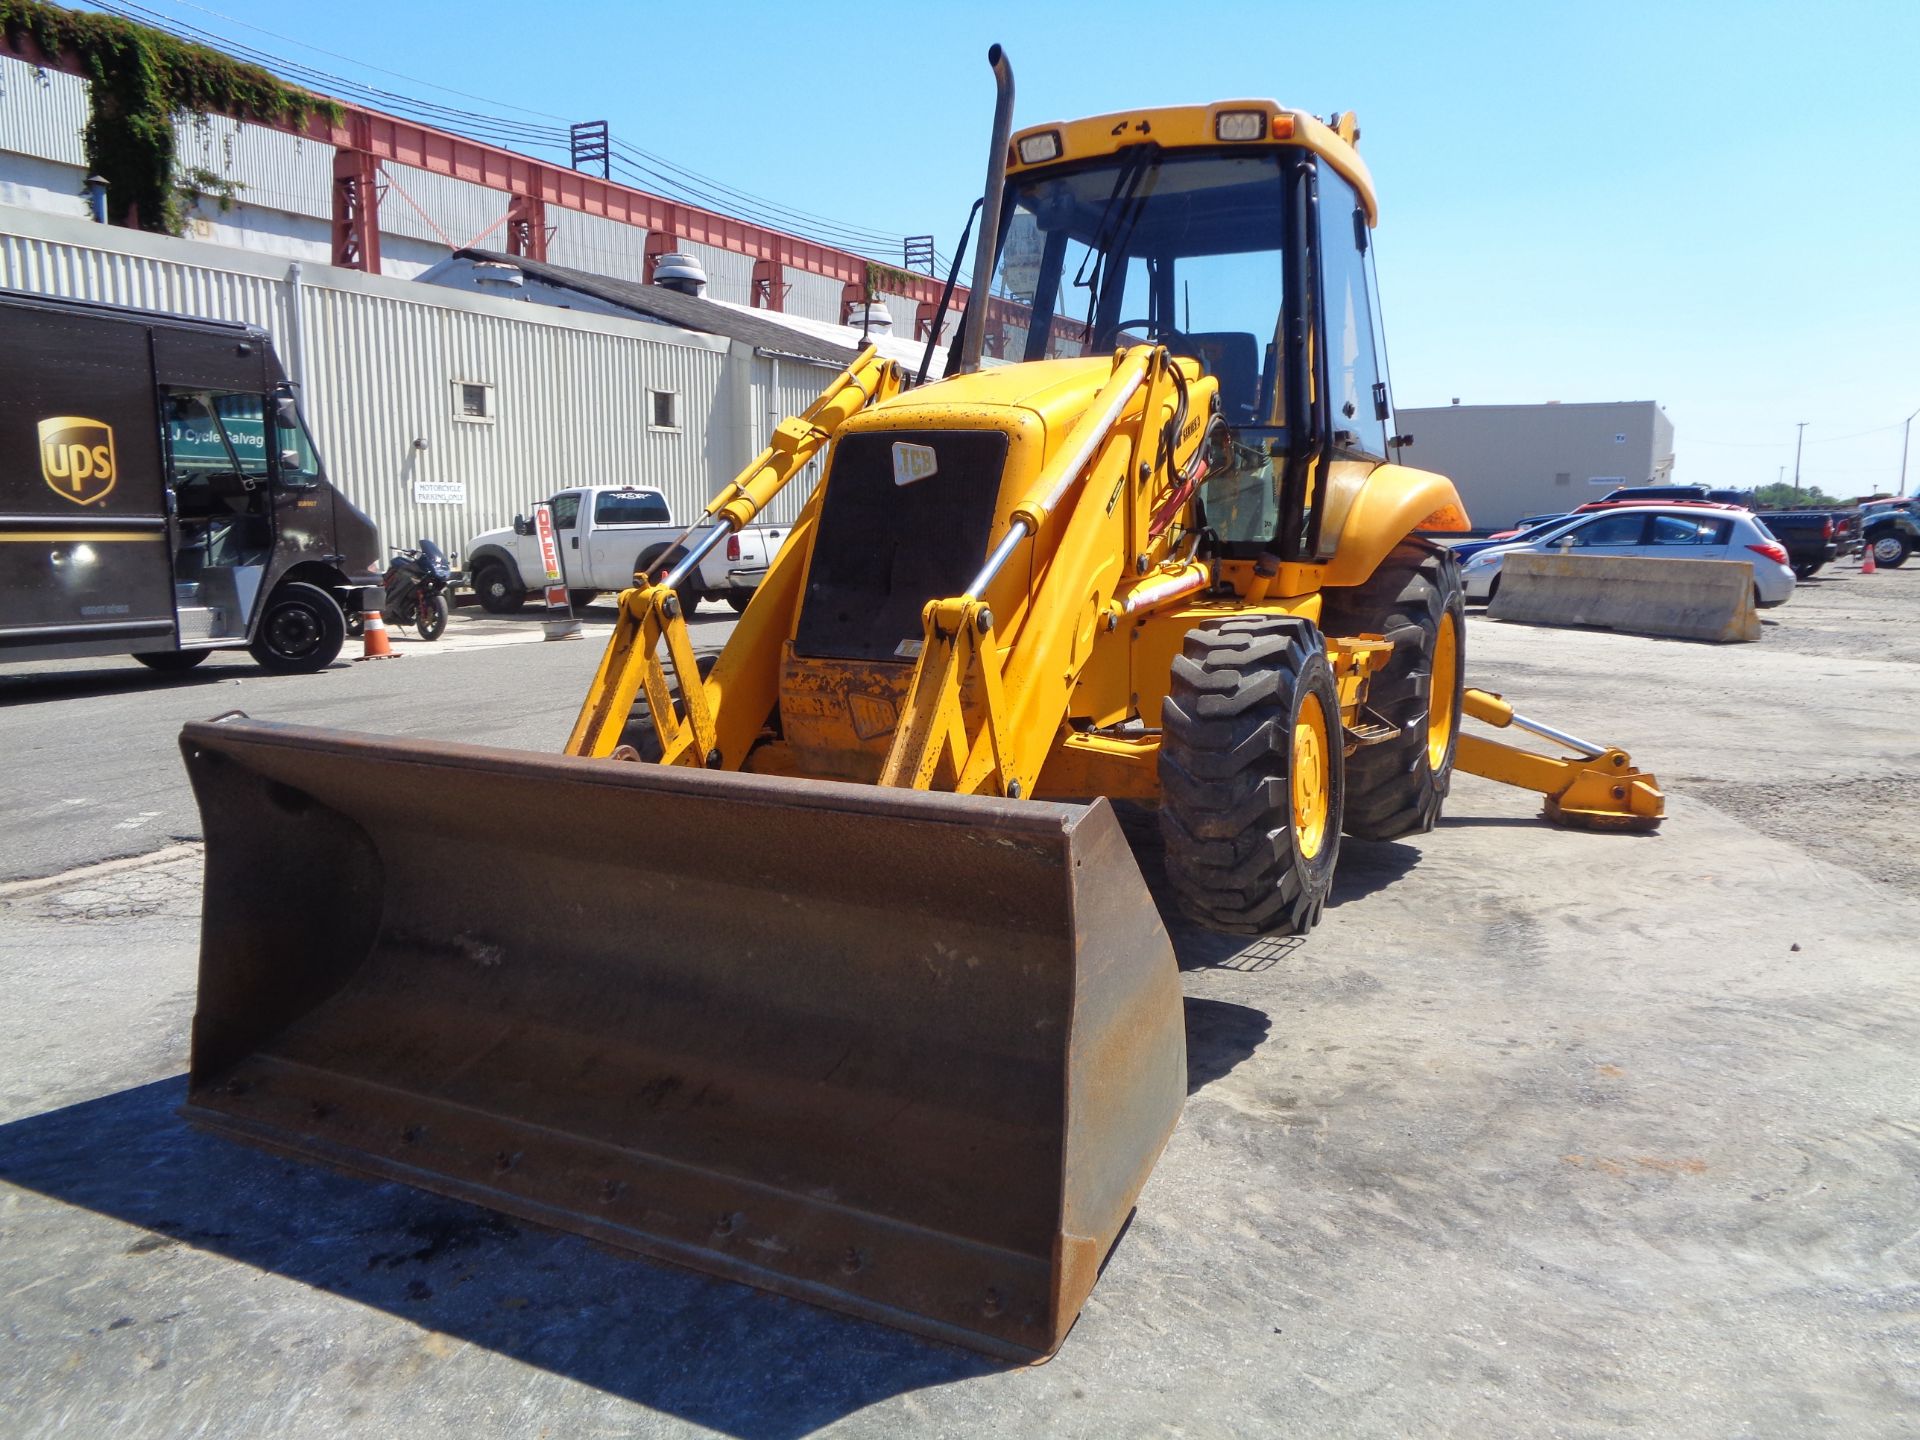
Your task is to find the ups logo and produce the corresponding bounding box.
[39,417,118,506]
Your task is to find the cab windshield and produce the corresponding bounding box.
[988,149,1289,428]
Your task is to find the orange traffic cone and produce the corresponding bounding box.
[1863,543,1878,575]
[355,604,400,660]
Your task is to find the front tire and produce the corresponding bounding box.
[416,593,449,640]
[473,560,526,613]
[133,650,210,673]
[1158,616,1343,936]
[1871,532,1910,567]
[248,581,346,673]
[1320,542,1466,840]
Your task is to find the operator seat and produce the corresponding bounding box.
[1181,332,1261,425]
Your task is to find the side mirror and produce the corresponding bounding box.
[512,514,532,536]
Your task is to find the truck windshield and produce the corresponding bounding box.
[988,149,1289,427]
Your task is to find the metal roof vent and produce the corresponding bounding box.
[653,252,709,297]
[846,301,894,336]
[470,261,525,288]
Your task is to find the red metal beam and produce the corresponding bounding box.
[4,30,971,308]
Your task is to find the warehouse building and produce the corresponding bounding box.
[1394,401,1676,529]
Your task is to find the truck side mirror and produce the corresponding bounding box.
[512,514,532,536]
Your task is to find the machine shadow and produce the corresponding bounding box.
[0,1077,996,1440]
[1114,801,1422,971]
[0,665,238,708]
[1183,997,1271,1095]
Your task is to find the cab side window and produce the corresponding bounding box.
[1315,166,1387,459]
[1647,514,1731,546]
[1565,513,1647,547]
[550,493,581,530]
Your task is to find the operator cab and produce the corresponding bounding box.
[977,109,1396,561]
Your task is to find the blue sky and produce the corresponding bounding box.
[139,0,1920,495]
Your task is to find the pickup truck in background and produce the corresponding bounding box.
[1860,498,1920,568]
[463,485,784,615]
[1753,509,1860,579]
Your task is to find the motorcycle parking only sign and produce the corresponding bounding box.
[413,477,466,504]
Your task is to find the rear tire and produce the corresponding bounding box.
[133,650,210,673]
[635,545,700,619]
[726,592,750,614]
[248,581,346,673]
[568,588,598,612]
[473,560,526,613]
[1320,542,1466,841]
[1793,561,1822,580]
[1157,616,1343,936]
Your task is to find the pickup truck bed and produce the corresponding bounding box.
[1755,510,1857,579]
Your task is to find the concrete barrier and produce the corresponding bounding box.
[1488,552,1760,643]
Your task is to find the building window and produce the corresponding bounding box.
[649,389,680,431]
[1554,471,1571,487]
[453,381,495,424]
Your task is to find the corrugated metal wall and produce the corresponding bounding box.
[0,56,87,165]
[680,238,753,307]
[548,210,649,283]
[172,113,331,219]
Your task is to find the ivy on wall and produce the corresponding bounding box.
[0,0,337,235]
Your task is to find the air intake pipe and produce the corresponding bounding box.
[957,44,1014,375]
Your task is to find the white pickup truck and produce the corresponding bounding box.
[463,485,783,615]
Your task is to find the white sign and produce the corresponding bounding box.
[1588,475,1626,486]
[892,442,938,486]
[1613,433,1628,444]
[413,477,467,505]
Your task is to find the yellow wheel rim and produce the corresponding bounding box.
[1427,611,1459,772]
[1292,690,1331,860]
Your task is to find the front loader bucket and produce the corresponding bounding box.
[176,716,1185,1361]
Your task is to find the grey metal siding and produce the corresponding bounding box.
[0,56,87,165]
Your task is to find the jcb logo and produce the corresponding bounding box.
[39,417,118,506]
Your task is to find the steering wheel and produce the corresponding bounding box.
[1111,318,1187,347]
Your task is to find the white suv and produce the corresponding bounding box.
[1459,505,1796,607]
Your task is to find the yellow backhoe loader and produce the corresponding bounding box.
[178,47,1662,1362]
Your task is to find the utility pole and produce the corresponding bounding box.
[1792,421,1807,504]
[1901,406,1918,496]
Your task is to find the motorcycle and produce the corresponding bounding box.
[348,539,453,642]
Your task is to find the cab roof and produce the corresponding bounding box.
[1007,101,1379,224]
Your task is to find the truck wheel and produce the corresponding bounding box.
[727,593,750,614]
[1793,561,1822,580]
[1320,541,1466,840]
[473,560,526,613]
[249,581,346,673]
[417,593,450,640]
[1871,532,1910,567]
[568,589,598,612]
[1157,616,1343,936]
[133,650,210,673]
[635,546,699,619]
[617,653,719,762]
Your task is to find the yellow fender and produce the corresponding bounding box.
[1319,462,1470,586]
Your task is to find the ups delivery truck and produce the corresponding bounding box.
[1,289,380,672]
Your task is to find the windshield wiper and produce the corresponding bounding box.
[1074,144,1160,334]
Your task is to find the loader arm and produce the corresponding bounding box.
[878,346,1205,797]
[566,347,900,763]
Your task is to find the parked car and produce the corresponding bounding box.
[1453,515,1570,559]
[1859,498,1920,568]
[1458,505,1796,607]
[1,289,381,674]
[1599,484,1754,507]
[463,485,782,616]
[1751,508,1857,579]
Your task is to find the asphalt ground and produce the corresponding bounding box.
[1,561,1915,1437]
